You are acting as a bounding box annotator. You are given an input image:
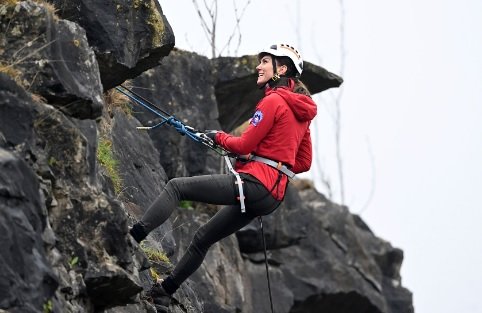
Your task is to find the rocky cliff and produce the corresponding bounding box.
[0,1,413,313]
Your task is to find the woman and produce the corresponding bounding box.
[129,43,317,311]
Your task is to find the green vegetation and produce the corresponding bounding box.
[42,299,53,313]
[150,267,161,282]
[68,256,79,269]
[179,200,193,209]
[140,243,171,282]
[97,138,123,194]
[48,156,57,167]
[140,243,171,264]
[104,88,132,117]
[146,0,165,47]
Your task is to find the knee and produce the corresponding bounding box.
[166,177,180,191]
[164,177,182,199]
[191,226,211,254]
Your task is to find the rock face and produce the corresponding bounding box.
[0,71,143,312]
[0,148,57,313]
[0,1,413,313]
[129,49,222,178]
[0,1,104,119]
[236,185,412,313]
[49,0,175,90]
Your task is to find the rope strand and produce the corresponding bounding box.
[259,216,275,313]
[115,85,230,154]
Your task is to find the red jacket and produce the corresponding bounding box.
[215,79,317,200]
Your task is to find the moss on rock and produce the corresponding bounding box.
[146,0,165,47]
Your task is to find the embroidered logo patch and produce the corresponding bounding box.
[251,110,263,126]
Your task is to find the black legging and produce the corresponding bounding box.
[140,173,281,292]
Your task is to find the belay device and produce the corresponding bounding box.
[116,84,275,313]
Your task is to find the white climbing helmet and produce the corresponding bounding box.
[258,43,303,76]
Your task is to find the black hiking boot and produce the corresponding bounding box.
[148,282,171,313]
[129,222,148,243]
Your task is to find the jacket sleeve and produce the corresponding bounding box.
[215,97,277,155]
[292,127,312,174]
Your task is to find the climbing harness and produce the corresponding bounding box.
[115,85,230,156]
[224,155,246,213]
[244,154,295,179]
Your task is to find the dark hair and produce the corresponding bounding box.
[274,56,311,96]
[275,56,298,78]
[292,78,311,97]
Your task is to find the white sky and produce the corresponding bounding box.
[160,1,482,312]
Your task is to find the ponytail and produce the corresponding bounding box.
[293,78,311,97]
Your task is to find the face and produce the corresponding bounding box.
[256,55,288,87]
[256,55,274,87]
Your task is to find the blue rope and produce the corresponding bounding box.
[116,86,202,141]
[167,117,201,142]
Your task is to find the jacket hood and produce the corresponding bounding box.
[266,79,317,122]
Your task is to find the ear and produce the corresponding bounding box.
[277,64,288,75]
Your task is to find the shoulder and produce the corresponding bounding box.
[258,91,287,109]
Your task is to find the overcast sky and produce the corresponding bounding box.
[159,1,482,312]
